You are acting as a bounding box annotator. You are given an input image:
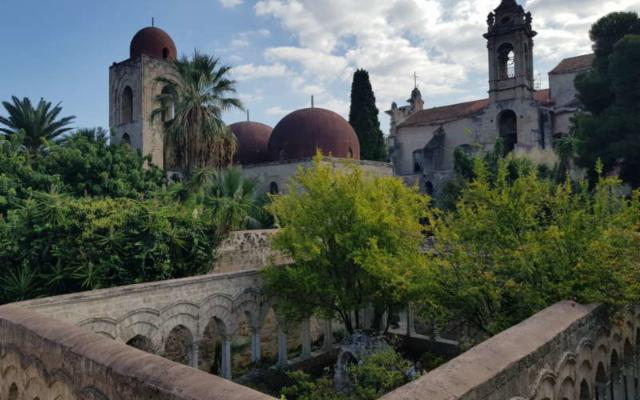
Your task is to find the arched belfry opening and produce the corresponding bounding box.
[498,110,517,154]
[122,86,133,124]
[498,43,516,79]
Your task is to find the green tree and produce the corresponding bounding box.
[263,154,429,334]
[573,12,640,186]
[423,158,640,336]
[0,96,75,153]
[348,69,386,161]
[152,51,243,176]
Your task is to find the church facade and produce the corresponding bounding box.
[386,0,594,195]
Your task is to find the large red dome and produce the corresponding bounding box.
[268,108,360,161]
[130,27,177,61]
[230,121,273,165]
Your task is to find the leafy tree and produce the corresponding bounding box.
[152,51,243,176]
[263,154,429,334]
[573,12,640,186]
[348,69,386,161]
[0,96,75,153]
[422,158,640,336]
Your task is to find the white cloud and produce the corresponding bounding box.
[247,0,640,130]
[233,63,288,80]
[219,0,243,8]
[266,105,290,116]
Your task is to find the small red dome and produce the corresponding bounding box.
[268,108,360,161]
[130,27,177,61]
[230,121,273,165]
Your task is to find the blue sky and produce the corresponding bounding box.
[1,0,639,134]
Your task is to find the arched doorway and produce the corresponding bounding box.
[8,383,19,400]
[498,110,517,155]
[596,361,608,400]
[200,317,232,378]
[127,334,155,353]
[580,379,591,400]
[163,325,194,366]
[611,350,623,400]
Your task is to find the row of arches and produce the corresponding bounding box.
[0,351,74,400]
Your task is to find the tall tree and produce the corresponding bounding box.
[0,96,75,153]
[152,51,243,176]
[262,154,429,334]
[572,12,640,186]
[348,69,386,161]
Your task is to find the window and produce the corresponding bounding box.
[122,133,131,146]
[121,86,133,124]
[424,181,434,196]
[498,110,517,155]
[348,147,353,158]
[162,47,170,60]
[161,86,176,122]
[497,43,515,79]
[412,150,422,173]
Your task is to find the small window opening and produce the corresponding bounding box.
[122,133,131,146]
[269,182,279,194]
[121,86,133,124]
[348,147,353,158]
[413,150,422,173]
[162,47,170,60]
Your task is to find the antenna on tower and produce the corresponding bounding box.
[152,17,155,27]
[413,72,418,89]
[311,95,314,108]
[246,109,250,122]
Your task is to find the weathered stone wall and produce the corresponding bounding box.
[0,304,274,400]
[211,230,290,273]
[382,301,639,400]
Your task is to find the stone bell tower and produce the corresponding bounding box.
[484,0,536,102]
[109,25,177,169]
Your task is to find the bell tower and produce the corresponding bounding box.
[484,0,536,101]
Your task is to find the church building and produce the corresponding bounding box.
[386,0,594,195]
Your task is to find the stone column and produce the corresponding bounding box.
[221,336,232,379]
[277,327,288,367]
[406,304,416,337]
[190,340,200,369]
[301,319,312,360]
[250,328,261,363]
[322,320,334,350]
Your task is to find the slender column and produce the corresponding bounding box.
[221,336,232,379]
[301,319,312,360]
[277,327,288,367]
[250,328,262,363]
[190,340,200,369]
[406,304,415,337]
[322,320,334,350]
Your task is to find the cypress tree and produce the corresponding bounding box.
[348,69,387,161]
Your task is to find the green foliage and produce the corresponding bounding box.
[348,69,386,161]
[573,12,640,186]
[0,191,221,303]
[263,154,429,333]
[153,51,243,176]
[280,349,413,400]
[423,157,640,336]
[0,96,75,153]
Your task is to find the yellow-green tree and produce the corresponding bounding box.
[423,158,640,336]
[263,155,429,334]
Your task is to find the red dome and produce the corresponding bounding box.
[230,121,273,165]
[268,108,360,161]
[130,27,177,61]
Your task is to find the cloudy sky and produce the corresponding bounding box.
[1,0,639,134]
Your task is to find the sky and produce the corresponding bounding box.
[1,0,639,135]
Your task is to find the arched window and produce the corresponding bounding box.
[122,86,133,124]
[162,47,170,60]
[270,182,279,194]
[596,362,607,400]
[348,147,353,158]
[579,380,590,400]
[424,181,434,196]
[8,383,18,400]
[413,150,422,173]
[121,133,131,146]
[497,43,515,79]
[161,86,176,122]
[498,110,517,155]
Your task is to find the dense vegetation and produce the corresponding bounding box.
[572,12,640,186]
[348,69,387,161]
[263,154,429,334]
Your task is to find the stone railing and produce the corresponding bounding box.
[0,304,274,400]
[382,301,640,400]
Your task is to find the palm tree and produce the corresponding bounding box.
[0,96,75,153]
[152,51,243,176]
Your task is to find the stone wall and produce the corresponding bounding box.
[0,304,274,400]
[211,230,290,273]
[382,301,640,400]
